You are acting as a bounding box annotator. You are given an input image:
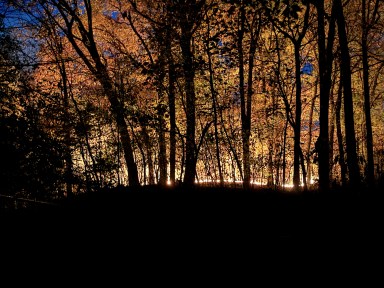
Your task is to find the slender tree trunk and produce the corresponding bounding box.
[362,0,375,188]
[141,123,155,185]
[166,25,176,186]
[220,109,243,180]
[205,22,224,186]
[98,68,140,186]
[282,118,288,188]
[129,121,146,185]
[245,33,257,187]
[212,87,223,186]
[336,75,348,187]
[238,4,246,186]
[275,145,281,187]
[329,74,336,183]
[293,44,302,189]
[306,81,317,185]
[335,0,362,188]
[267,142,274,187]
[238,3,255,189]
[314,0,336,193]
[299,147,307,190]
[157,49,167,186]
[59,56,73,199]
[271,3,309,189]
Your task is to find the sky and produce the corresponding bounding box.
[1,2,43,67]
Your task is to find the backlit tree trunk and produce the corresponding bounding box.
[314,0,336,192]
[335,0,361,188]
[180,25,197,186]
[361,0,379,188]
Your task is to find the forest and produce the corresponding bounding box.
[1,0,384,210]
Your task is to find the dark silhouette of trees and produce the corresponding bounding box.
[175,1,208,186]
[266,0,312,190]
[123,1,168,186]
[32,0,141,186]
[233,1,264,189]
[1,0,384,200]
[1,16,65,204]
[203,7,225,186]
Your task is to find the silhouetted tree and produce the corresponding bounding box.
[361,0,380,188]
[312,0,336,193]
[334,0,362,189]
[14,0,141,186]
[1,17,65,202]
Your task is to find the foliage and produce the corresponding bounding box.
[1,19,65,201]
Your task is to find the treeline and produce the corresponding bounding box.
[1,0,384,205]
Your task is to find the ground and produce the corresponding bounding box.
[1,184,382,278]
[2,184,382,241]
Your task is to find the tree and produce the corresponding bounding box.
[39,22,75,198]
[122,1,169,186]
[26,0,141,186]
[266,0,312,190]
[361,0,380,188]
[1,15,66,202]
[334,0,361,189]
[203,5,225,186]
[312,0,336,193]
[235,0,263,189]
[176,1,208,186]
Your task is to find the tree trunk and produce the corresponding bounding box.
[335,75,348,187]
[329,73,336,183]
[238,3,255,189]
[166,24,176,186]
[306,81,317,186]
[141,123,155,185]
[59,55,73,199]
[238,4,246,186]
[314,0,336,193]
[293,44,302,190]
[180,30,196,186]
[282,118,288,188]
[335,0,362,188]
[157,48,167,186]
[205,20,224,186]
[98,69,140,186]
[362,0,375,188]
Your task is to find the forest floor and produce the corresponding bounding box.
[1,184,382,241]
[1,183,383,274]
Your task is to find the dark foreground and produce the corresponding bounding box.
[2,185,382,240]
[1,185,380,283]
[1,184,383,279]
